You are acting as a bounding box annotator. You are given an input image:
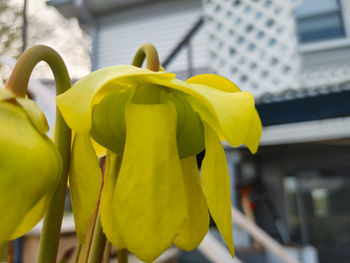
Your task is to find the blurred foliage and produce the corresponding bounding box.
[0,0,91,84]
[0,0,22,58]
[0,0,22,85]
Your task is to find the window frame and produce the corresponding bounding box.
[296,0,350,53]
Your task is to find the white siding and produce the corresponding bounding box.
[96,0,208,74]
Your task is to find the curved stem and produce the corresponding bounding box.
[132,43,161,104]
[6,45,70,98]
[5,45,72,263]
[131,43,160,72]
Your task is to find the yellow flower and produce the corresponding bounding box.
[0,88,62,245]
[56,65,261,262]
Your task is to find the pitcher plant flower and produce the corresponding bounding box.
[56,49,261,262]
[0,87,62,245]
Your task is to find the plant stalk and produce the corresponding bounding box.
[0,242,8,262]
[102,242,111,263]
[118,249,128,263]
[86,152,122,262]
[132,43,161,104]
[131,43,160,71]
[87,212,106,263]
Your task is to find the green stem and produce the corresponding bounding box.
[5,45,72,263]
[102,242,111,263]
[131,43,160,71]
[6,45,71,98]
[87,212,106,263]
[85,153,121,262]
[0,242,8,262]
[132,43,161,104]
[118,249,128,263]
[75,244,82,263]
[77,206,99,263]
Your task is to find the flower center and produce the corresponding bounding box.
[91,86,205,158]
[133,83,162,104]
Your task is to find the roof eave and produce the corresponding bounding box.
[46,0,156,18]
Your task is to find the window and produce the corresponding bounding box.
[295,0,346,43]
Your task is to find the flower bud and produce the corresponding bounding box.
[0,88,62,243]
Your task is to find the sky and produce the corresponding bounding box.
[11,0,91,79]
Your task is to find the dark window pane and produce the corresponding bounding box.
[297,11,345,43]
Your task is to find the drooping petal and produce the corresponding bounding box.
[113,102,187,262]
[0,102,61,243]
[186,74,262,153]
[174,155,209,250]
[201,122,235,256]
[55,65,175,133]
[69,133,102,243]
[147,76,261,153]
[100,151,124,249]
[244,109,261,152]
[182,82,260,153]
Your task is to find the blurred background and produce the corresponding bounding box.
[1,0,350,262]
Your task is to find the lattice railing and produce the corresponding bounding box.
[203,0,301,97]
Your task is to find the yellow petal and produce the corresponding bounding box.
[174,155,209,250]
[69,133,102,243]
[187,74,262,153]
[113,102,187,262]
[148,77,261,153]
[201,122,234,256]
[100,151,124,249]
[55,65,175,133]
[186,74,240,92]
[0,102,61,242]
[244,110,261,153]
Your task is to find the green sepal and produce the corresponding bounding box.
[167,91,205,158]
[0,89,49,135]
[16,98,50,135]
[90,91,129,155]
[91,88,204,158]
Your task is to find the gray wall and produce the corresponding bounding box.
[95,0,208,75]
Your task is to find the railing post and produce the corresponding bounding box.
[231,206,300,263]
[162,17,203,68]
[186,40,193,78]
